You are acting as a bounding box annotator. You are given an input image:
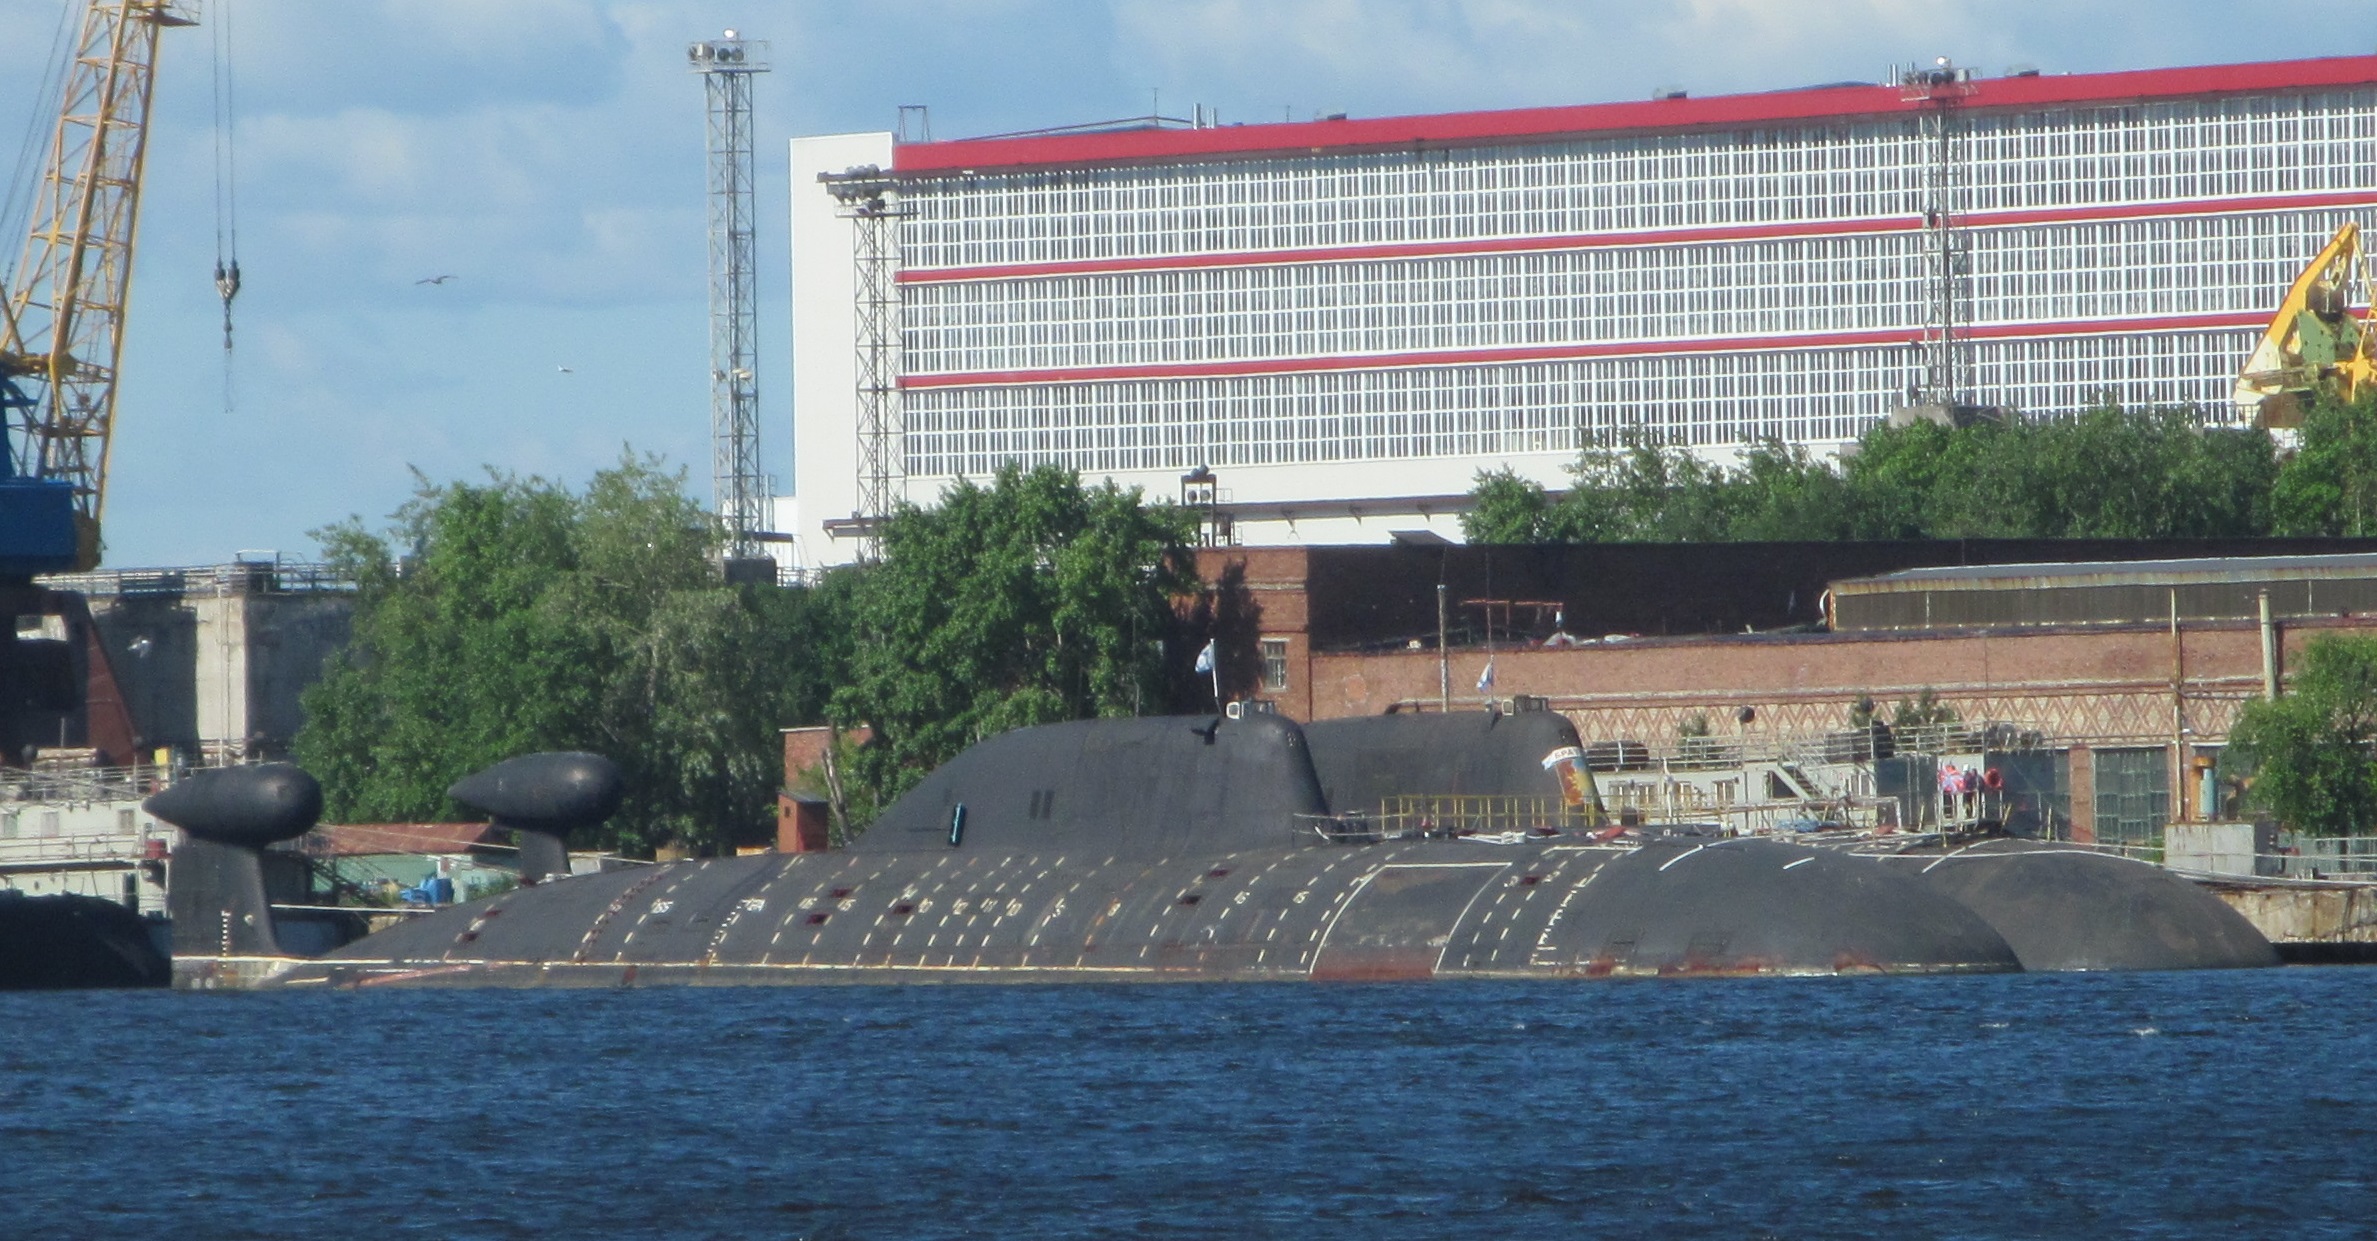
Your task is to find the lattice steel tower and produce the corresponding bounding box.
[821,166,904,560]
[1902,58,1975,408]
[688,30,768,562]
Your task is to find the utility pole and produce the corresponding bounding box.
[689,30,771,579]
[1437,583,1450,712]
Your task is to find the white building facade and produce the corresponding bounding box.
[789,55,2377,567]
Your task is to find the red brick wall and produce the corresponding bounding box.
[1188,547,1314,718]
[1305,618,2367,748]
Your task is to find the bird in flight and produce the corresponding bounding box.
[415,274,457,285]
[557,366,574,374]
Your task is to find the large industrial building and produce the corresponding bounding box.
[788,54,2377,567]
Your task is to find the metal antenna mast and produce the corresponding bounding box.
[1903,58,1975,408]
[689,30,768,564]
[821,166,903,560]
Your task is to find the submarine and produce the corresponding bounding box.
[149,709,2274,989]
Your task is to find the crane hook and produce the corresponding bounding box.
[213,258,240,352]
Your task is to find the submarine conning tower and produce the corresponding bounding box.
[854,713,1328,856]
[1303,709,1582,814]
[855,709,1587,858]
[146,764,323,958]
[448,752,625,885]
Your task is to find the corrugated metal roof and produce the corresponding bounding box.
[299,823,500,857]
[1833,554,2377,595]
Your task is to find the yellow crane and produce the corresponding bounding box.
[0,0,196,574]
[2234,220,2377,430]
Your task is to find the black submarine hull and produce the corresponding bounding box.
[250,712,2274,988]
[0,892,170,990]
[1882,840,2279,971]
[275,836,2029,987]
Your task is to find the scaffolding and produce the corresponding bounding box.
[688,31,769,562]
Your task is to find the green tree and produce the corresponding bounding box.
[295,455,830,854]
[1471,402,2276,545]
[1728,440,1856,541]
[2226,633,2377,836]
[1844,404,2275,540]
[2273,390,2377,535]
[830,463,1197,820]
[1460,467,1560,543]
[1838,418,1968,538]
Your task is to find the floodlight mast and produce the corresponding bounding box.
[688,30,769,564]
[1902,58,1976,408]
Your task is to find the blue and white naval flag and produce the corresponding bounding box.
[1476,660,1496,693]
[1193,639,1216,674]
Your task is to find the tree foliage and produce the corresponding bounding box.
[295,456,832,854]
[829,463,1197,821]
[2272,390,2377,536]
[2226,633,2377,836]
[1464,402,2283,543]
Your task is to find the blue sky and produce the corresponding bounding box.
[0,0,2369,567]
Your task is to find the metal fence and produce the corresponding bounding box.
[0,765,171,806]
[1298,795,1582,843]
[1596,720,2047,773]
[38,561,354,597]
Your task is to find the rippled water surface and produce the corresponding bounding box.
[4,969,2374,1238]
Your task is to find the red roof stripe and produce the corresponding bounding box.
[897,191,2377,285]
[893,55,2377,175]
[898,312,2267,390]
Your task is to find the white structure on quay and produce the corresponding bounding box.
[788,54,2377,567]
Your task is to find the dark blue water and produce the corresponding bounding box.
[4,969,2372,1238]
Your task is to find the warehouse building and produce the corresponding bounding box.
[789,53,2377,567]
[1188,542,2377,847]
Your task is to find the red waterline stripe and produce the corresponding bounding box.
[896,191,2377,285]
[896,313,2270,390]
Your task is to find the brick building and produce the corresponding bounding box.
[1189,541,2377,842]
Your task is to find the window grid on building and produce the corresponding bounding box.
[902,330,2254,479]
[883,84,2375,485]
[2093,747,2172,846]
[900,210,2361,378]
[1260,639,1290,692]
[900,92,2377,271]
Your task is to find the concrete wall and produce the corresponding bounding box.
[789,131,894,572]
[86,583,352,761]
[2216,886,2377,946]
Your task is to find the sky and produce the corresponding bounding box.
[0,0,2371,568]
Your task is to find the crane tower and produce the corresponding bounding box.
[687,30,770,574]
[2,0,197,575]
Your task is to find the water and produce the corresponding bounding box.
[4,969,2372,1238]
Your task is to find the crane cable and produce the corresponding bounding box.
[210,0,240,400]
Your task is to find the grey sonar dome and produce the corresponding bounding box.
[144,764,323,848]
[448,752,624,832]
